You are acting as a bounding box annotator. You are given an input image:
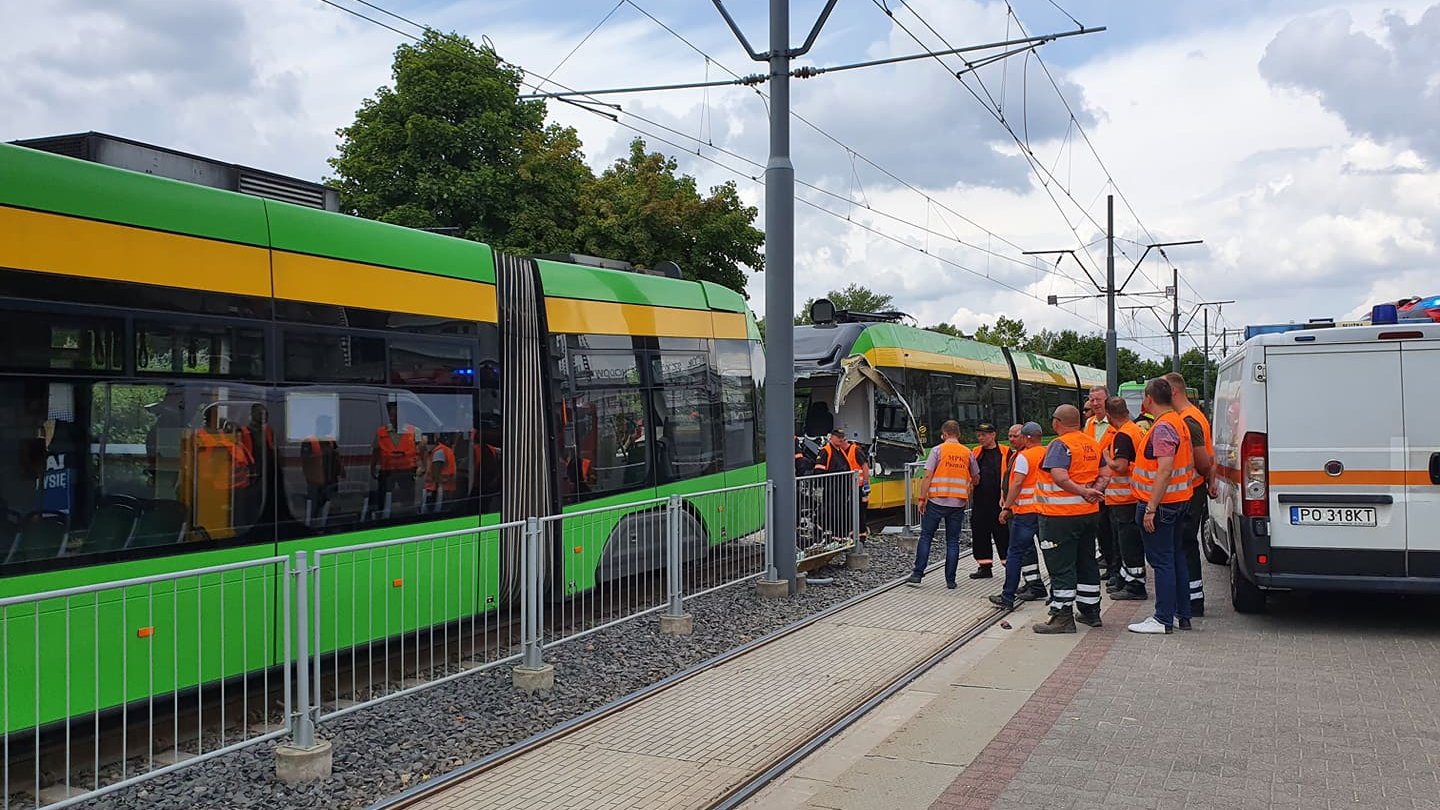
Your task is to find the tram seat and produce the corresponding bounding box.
[81,497,141,554]
[128,499,190,548]
[5,511,67,564]
[803,401,834,437]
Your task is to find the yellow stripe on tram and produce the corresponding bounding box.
[272,251,497,323]
[547,298,749,339]
[0,206,271,297]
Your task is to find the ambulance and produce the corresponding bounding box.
[1208,306,1440,612]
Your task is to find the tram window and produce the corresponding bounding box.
[475,324,502,513]
[568,334,635,352]
[570,350,641,389]
[0,379,275,575]
[0,309,124,373]
[562,388,649,501]
[716,340,756,470]
[284,331,385,383]
[136,322,265,379]
[275,388,478,535]
[389,338,475,387]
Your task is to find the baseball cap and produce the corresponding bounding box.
[828,427,846,437]
[976,422,997,433]
[1020,421,1044,438]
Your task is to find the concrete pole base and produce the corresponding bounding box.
[757,579,788,599]
[275,739,333,784]
[659,613,694,636]
[845,552,871,571]
[795,572,808,594]
[512,663,555,692]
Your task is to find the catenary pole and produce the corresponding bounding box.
[1105,194,1117,394]
[765,0,797,592]
[715,0,836,593]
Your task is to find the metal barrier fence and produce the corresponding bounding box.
[677,481,770,603]
[902,461,926,533]
[3,479,815,805]
[1,557,291,810]
[537,496,672,649]
[305,522,527,727]
[796,470,860,570]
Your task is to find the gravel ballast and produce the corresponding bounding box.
[48,531,964,810]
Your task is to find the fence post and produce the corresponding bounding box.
[659,494,694,635]
[275,551,333,783]
[847,470,870,570]
[764,480,776,580]
[513,517,554,691]
[904,464,915,531]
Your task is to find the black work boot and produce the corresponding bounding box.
[1076,611,1103,627]
[1033,608,1076,634]
[1018,583,1049,602]
[969,565,993,579]
[988,593,1015,609]
[1112,586,1147,601]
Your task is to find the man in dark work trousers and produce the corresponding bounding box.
[968,422,1010,579]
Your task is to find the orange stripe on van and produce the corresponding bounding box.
[1269,470,1429,487]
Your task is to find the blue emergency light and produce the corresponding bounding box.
[1371,304,1399,325]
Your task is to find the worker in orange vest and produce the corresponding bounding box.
[301,413,344,528]
[1127,378,1197,634]
[988,422,1050,607]
[905,420,979,589]
[1032,404,1109,634]
[1165,371,1216,617]
[424,432,458,513]
[371,402,420,519]
[1100,397,1147,600]
[814,428,869,541]
[238,403,275,528]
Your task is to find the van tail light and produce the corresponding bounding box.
[1241,431,1269,517]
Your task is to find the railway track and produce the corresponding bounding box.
[367,549,1000,810]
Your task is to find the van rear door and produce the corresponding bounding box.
[1402,341,1440,577]
[1265,342,1407,576]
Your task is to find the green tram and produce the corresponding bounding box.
[794,307,1104,509]
[0,143,764,733]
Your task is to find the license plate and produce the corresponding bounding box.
[1289,506,1377,527]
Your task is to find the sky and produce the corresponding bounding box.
[3,0,1438,359]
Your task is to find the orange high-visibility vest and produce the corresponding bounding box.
[1177,404,1213,493]
[1010,445,1047,515]
[1036,431,1102,516]
[376,425,419,471]
[239,424,274,459]
[818,443,868,484]
[1100,420,1145,506]
[302,437,337,487]
[426,444,457,493]
[1132,411,1196,505]
[194,429,252,490]
[927,442,973,501]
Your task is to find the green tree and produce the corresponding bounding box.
[328,30,591,253]
[575,139,763,293]
[926,322,966,337]
[971,315,1028,347]
[796,284,897,324]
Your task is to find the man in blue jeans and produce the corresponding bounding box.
[907,420,980,589]
[1128,378,1196,634]
[988,422,1050,608]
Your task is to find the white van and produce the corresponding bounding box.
[1208,319,1440,612]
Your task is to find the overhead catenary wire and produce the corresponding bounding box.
[875,0,1201,312]
[307,0,1152,343]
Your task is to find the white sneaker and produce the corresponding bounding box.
[1127,616,1173,635]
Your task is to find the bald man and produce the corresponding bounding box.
[1032,404,1109,634]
